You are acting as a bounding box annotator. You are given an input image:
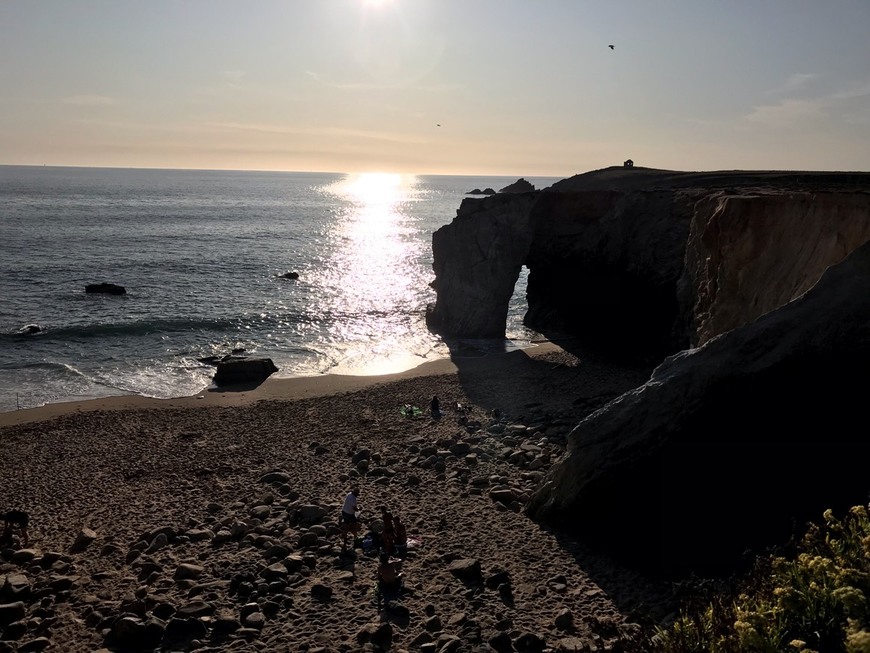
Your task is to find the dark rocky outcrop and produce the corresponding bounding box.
[85,283,126,295]
[427,193,539,339]
[526,239,870,576]
[428,167,870,359]
[467,188,496,195]
[212,358,278,387]
[428,166,870,576]
[18,325,40,335]
[278,271,299,280]
[499,178,535,193]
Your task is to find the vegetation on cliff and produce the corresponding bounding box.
[649,505,870,653]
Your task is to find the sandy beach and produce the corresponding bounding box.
[0,342,676,652]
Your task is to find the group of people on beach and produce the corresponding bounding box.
[338,488,408,601]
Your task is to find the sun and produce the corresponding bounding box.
[362,0,392,7]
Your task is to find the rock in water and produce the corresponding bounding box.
[85,282,126,295]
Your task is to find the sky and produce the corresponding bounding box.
[1,1,869,177]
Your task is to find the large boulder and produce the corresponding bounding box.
[213,358,278,387]
[525,239,870,577]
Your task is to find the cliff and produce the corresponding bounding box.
[428,167,870,356]
[427,166,870,575]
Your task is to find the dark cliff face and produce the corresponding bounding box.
[428,167,870,359]
[429,166,870,577]
[523,190,694,361]
[427,185,696,361]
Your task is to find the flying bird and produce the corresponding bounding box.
[608,44,615,50]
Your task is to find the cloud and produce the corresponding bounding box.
[743,98,825,127]
[745,78,870,128]
[830,80,870,101]
[769,73,818,96]
[62,95,115,106]
[220,70,246,81]
[201,120,426,144]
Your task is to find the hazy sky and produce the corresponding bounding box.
[2,1,869,176]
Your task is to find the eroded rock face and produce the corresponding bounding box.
[523,190,694,358]
[426,193,539,338]
[430,167,870,576]
[683,190,870,346]
[428,168,870,360]
[525,240,870,576]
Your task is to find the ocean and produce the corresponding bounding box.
[0,166,562,414]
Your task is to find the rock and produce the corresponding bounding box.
[298,504,328,522]
[555,608,574,630]
[429,168,870,357]
[446,559,481,583]
[164,616,208,644]
[0,601,25,625]
[310,583,333,600]
[499,178,535,193]
[213,357,278,387]
[514,632,547,653]
[104,616,146,649]
[0,573,29,604]
[18,324,40,335]
[258,471,291,485]
[85,282,126,295]
[278,271,299,279]
[527,239,870,576]
[17,638,52,652]
[69,527,97,553]
[427,192,538,338]
[174,564,204,581]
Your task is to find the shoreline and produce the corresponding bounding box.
[0,338,670,651]
[0,341,565,428]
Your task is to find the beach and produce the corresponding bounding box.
[0,342,675,652]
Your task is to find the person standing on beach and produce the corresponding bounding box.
[430,395,441,420]
[340,488,361,552]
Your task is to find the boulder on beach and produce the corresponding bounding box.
[212,357,278,387]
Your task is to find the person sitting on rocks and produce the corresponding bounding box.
[377,552,403,597]
[380,505,396,554]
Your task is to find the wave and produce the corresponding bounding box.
[0,359,89,379]
[0,316,291,341]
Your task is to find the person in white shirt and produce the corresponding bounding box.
[339,488,361,552]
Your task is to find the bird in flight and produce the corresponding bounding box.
[436,124,441,127]
[608,44,615,50]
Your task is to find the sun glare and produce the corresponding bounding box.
[362,0,392,7]
[335,172,412,207]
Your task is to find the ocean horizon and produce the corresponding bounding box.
[0,165,563,414]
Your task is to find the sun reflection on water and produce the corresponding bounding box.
[314,172,439,375]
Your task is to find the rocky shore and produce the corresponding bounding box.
[0,344,677,652]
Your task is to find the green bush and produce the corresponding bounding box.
[649,504,870,653]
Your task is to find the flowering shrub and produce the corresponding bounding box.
[650,505,870,653]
